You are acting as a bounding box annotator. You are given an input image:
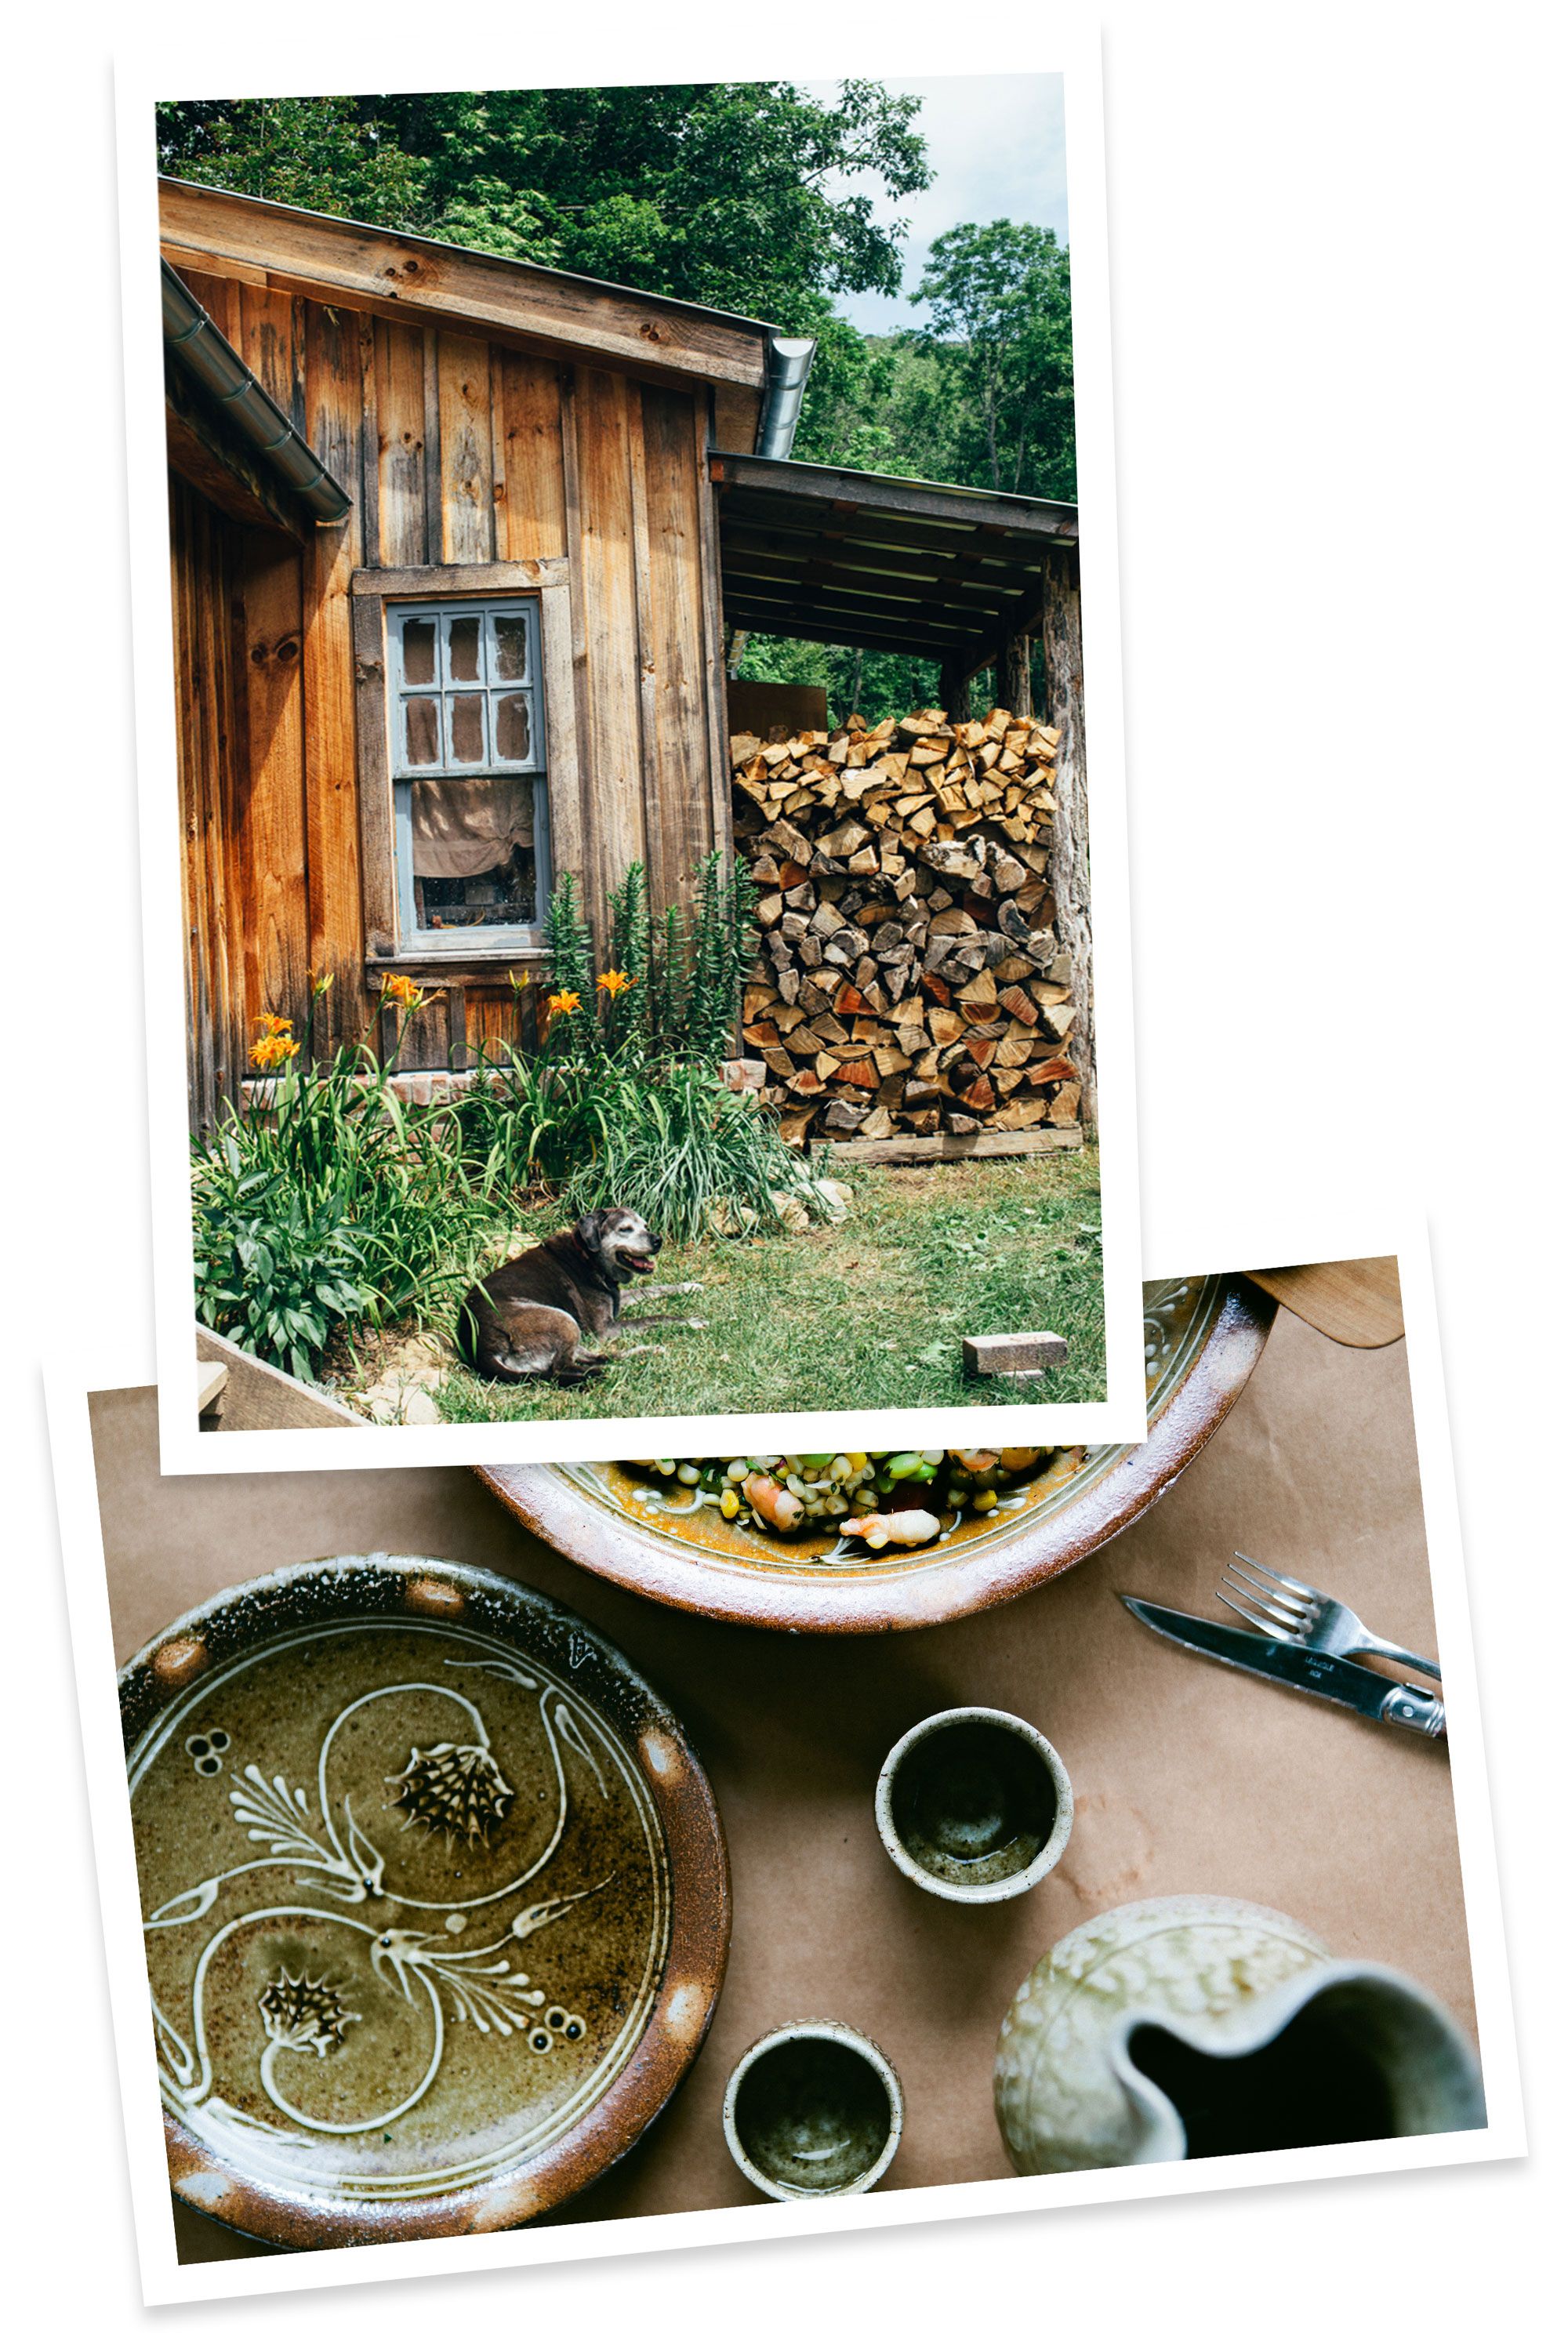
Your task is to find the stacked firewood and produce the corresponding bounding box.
[733,706,1081,1146]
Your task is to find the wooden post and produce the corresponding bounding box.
[938,658,971,723]
[997,631,1033,718]
[1040,547,1094,1133]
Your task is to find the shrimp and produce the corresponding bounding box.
[742,1472,805,1534]
[840,1508,942,1551]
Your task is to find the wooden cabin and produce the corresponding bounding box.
[160,179,1084,1123]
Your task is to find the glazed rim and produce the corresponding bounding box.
[721,2020,905,2200]
[479,1276,1278,1634]
[874,1706,1075,1905]
[119,1554,731,2251]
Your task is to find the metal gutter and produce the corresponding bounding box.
[756,336,817,460]
[161,261,353,524]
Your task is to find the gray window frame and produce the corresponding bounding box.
[386,594,552,954]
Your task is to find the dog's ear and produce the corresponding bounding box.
[574,1210,608,1253]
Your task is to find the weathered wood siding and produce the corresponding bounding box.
[169,473,251,1124]
[169,265,731,1094]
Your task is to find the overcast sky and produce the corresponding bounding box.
[801,74,1067,334]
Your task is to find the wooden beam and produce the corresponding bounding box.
[710,448,1078,539]
[998,630,1033,718]
[352,558,569,597]
[826,1125,1083,1165]
[1040,546,1094,1134]
[161,180,771,391]
[718,500,1051,579]
[938,658,971,721]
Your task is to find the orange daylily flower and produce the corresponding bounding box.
[546,989,583,1017]
[381,973,423,1010]
[259,1012,294,1035]
[251,1032,301,1071]
[596,969,634,996]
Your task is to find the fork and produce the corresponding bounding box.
[1218,1553,1441,1682]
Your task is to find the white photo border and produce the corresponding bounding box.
[45,1209,1526,2307]
[116,22,1147,1475]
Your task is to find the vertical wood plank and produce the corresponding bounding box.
[421,328,442,565]
[556,365,593,904]
[303,299,368,1050]
[437,332,495,561]
[1041,546,1094,1132]
[537,580,584,891]
[497,350,568,559]
[239,285,305,429]
[171,480,227,1122]
[172,486,212,1120]
[374,321,427,568]
[357,311,380,573]
[175,265,242,345]
[465,987,520,1060]
[625,387,669,916]
[692,387,735,875]
[711,380,762,455]
[237,530,310,1028]
[640,383,718,914]
[351,591,397,953]
[570,366,646,933]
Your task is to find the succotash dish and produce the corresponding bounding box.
[625,1447,1061,1552]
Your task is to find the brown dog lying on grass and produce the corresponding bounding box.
[457,1206,701,1385]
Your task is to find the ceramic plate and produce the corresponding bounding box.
[481,1276,1276,1633]
[121,1555,728,2249]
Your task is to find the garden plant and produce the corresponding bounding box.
[191,855,820,1386]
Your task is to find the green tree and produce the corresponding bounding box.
[912,220,1075,499]
[156,83,931,328]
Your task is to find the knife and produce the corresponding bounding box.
[1120,1595,1446,1738]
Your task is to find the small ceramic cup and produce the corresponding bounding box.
[722,2020,903,2200]
[876,1705,1073,1904]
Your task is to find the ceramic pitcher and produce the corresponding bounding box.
[994,1895,1485,2172]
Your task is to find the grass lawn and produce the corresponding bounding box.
[430,1147,1104,1424]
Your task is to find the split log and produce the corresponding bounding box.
[732,700,1082,1147]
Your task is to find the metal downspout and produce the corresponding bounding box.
[161,261,353,524]
[755,335,817,460]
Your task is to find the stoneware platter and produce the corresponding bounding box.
[481,1276,1277,1634]
[121,1555,729,2249]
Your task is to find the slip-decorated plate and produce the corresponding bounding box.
[121,1555,728,2248]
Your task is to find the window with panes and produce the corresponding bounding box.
[387,599,550,946]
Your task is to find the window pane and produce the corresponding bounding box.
[403,697,441,766]
[409,778,539,929]
[447,613,482,683]
[493,691,532,764]
[449,694,486,764]
[492,613,529,681]
[401,615,437,686]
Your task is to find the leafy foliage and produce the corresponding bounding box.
[155,82,931,323]
[912,220,1075,497]
[193,1142,372,1382]
[459,857,793,1240]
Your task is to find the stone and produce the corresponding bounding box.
[961,1330,1070,1377]
[809,1177,855,1222]
[767,1189,812,1232]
